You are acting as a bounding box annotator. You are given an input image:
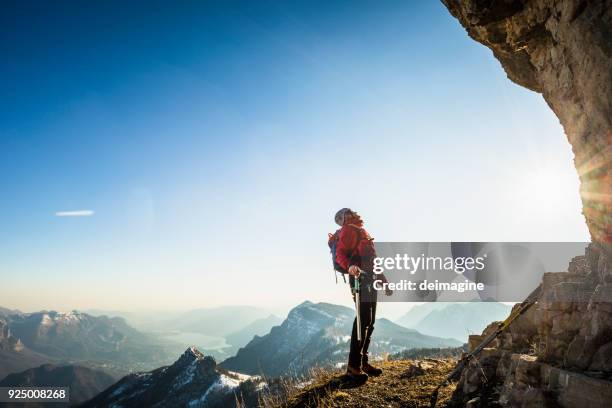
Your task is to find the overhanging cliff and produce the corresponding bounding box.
[441,2,612,406]
[442,0,611,245]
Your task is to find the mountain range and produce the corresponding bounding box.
[165,306,273,337]
[0,310,179,380]
[86,306,276,335]
[220,301,461,377]
[395,302,512,341]
[86,308,283,359]
[1,301,479,403]
[83,347,263,408]
[395,303,447,328]
[0,317,52,380]
[80,300,463,407]
[0,307,23,316]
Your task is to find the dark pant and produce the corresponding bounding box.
[348,275,377,368]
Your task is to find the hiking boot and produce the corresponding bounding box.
[346,365,368,380]
[362,362,382,376]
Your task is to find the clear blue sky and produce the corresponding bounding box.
[0,0,588,314]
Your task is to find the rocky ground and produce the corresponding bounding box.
[278,359,457,408]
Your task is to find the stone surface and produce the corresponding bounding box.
[498,355,612,407]
[400,362,425,379]
[442,0,611,244]
[544,364,612,408]
[449,245,612,407]
[589,341,612,371]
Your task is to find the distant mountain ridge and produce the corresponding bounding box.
[224,314,283,354]
[396,302,512,342]
[84,307,277,334]
[0,309,179,379]
[168,306,272,336]
[395,303,447,328]
[0,307,23,317]
[8,311,175,366]
[221,301,461,377]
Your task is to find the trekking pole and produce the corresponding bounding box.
[353,270,362,341]
[428,284,542,407]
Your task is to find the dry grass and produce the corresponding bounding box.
[258,366,331,407]
[261,359,458,408]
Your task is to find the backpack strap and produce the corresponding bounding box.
[345,224,365,255]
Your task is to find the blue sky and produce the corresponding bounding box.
[0,0,588,314]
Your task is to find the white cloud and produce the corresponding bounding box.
[55,210,95,217]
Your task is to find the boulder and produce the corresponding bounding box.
[589,341,612,372]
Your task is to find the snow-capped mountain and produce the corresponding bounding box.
[2,310,177,374]
[83,347,263,408]
[9,311,142,358]
[220,301,461,377]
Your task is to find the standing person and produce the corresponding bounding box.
[334,208,390,379]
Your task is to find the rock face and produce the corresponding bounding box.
[0,318,51,381]
[442,0,611,245]
[450,245,612,407]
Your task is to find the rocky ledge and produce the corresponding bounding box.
[450,244,611,407]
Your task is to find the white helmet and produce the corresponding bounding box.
[334,208,352,226]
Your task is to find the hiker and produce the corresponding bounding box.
[333,208,391,379]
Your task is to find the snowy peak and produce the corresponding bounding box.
[174,346,208,367]
[186,346,203,358]
[82,347,263,408]
[287,302,352,327]
[37,311,87,327]
[167,347,218,392]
